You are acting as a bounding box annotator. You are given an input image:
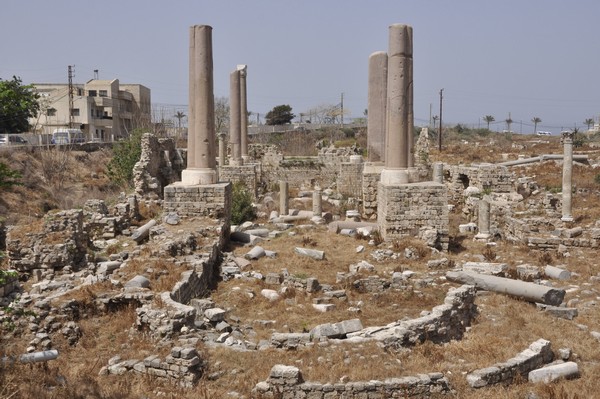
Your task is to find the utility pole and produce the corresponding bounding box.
[438,88,444,151]
[68,65,75,128]
[340,92,344,126]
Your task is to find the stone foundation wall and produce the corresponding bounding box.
[338,162,364,198]
[377,182,449,250]
[218,164,258,198]
[163,182,232,222]
[447,164,513,200]
[252,364,451,398]
[104,347,205,387]
[466,339,553,388]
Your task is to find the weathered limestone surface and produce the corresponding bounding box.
[367,51,387,163]
[338,161,364,198]
[362,163,383,219]
[163,182,232,220]
[561,130,574,222]
[377,181,449,250]
[466,339,553,388]
[104,347,205,387]
[528,361,579,383]
[133,133,183,198]
[182,24,217,185]
[253,364,451,397]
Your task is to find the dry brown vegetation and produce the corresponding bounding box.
[1,130,600,398]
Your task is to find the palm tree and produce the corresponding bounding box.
[483,115,495,130]
[505,114,513,133]
[174,111,186,129]
[531,117,542,134]
[584,118,594,130]
[432,115,439,129]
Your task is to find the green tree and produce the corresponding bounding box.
[584,118,594,130]
[0,76,40,133]
[0,162,22,189]
[531,117,542,134]
[265,104,295,125]
[483,115,495,130]
[107,129,145,185]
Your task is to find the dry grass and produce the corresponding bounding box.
[2,133,600,398]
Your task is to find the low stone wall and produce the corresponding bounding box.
[377,182,449,250]
[170,242,220,304]
[163,182,232,222]
[252,364,451,398]
[351,285,477,350]
[269,285,477,350]
[466,339,553,388]
[103,346,205,388]
[219,164,258,198]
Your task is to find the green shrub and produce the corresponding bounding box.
[231,182,256,225]
[595,173,600,185]
[107,129,145,186]
[0,162,22,189]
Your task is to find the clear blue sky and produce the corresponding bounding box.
[3,0,599,133]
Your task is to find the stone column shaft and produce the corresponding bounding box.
[407,27,414,168]
[381,24,412,185]
[312,189,322,216]
[279,181,289,216]
[229,69,243,166]
[476,199,491,239]
[218,133,226,166]
[367,51,387,163]
[237,65,248,159]
[561,131,574,222]
[182,25,217,185]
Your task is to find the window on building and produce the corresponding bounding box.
[88,90,97,97]
[77,88,83,96]
[71,108,80,117]
[46,108,56,116]
[99,90,108,97]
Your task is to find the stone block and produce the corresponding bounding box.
[528,361,579,383]
[204,308,226,322]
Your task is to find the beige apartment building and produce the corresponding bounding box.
[31,79,151,141]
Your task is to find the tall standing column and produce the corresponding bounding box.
[367,51,387,163]
[182,25,217,185]
[561,131,574,222]
[407,26,414,168]
[229,69,243,166]
[381,24,412,185]
[237,64,249,161]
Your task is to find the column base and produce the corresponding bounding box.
[474,233,491,242]
[181,168,217,185]
[381,168,409,185]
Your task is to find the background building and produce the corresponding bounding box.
[30,79,151,141]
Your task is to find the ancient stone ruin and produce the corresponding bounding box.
[1,22,597,399]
